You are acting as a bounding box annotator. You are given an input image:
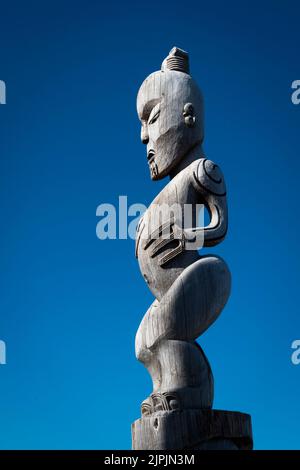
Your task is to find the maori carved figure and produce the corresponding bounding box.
[131,47,253,450]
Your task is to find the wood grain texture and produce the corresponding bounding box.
[132,410,253,450]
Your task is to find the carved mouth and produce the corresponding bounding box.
[147,149,155,163]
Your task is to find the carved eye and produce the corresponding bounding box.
[148,108,160,125]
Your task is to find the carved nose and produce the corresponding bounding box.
[141,126,149,145]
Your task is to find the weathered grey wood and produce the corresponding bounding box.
[132,410,253,450]
[132,47,252,450]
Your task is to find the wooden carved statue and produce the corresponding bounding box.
[131,47,253,450]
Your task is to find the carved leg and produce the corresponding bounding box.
[135,255,230,414]
[139,338,214,415]
[136,255,231,356]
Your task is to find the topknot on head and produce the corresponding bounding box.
[161,47,190,74]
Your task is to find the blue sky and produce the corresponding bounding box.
[0,0,299,449]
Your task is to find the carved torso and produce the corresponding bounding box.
[135,158,225,300]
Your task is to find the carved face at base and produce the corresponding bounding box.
[137,69,204,180]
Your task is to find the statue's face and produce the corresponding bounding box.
[137,70,203,180]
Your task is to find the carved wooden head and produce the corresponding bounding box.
[137,47,204,180]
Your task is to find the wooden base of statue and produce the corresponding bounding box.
[132,409,253,450]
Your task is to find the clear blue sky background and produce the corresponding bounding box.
[0,0,299,450]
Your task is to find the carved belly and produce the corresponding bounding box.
[136,213,199,301]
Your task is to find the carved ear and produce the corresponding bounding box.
[183,102,195,127]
